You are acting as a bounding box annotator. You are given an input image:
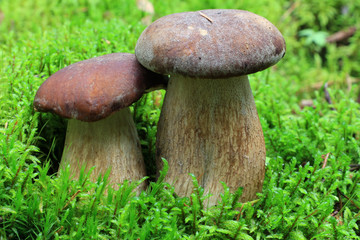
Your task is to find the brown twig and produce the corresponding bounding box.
[324,82,335,110]
[300,99,315,109]
[311,164,318,175]
[304,209,318,219]
[279,1,300,22]
[313,153,330,184]
[324,83,332,104]
[55,226,64,234]
[11,165,22,187]
[283,215,300,239]
[326,26,357,43]
[321,152,331,169]
[350,164,360,172]
[290,177,303,196]
[236,203,246,221]
[338,189,360,211]
[331,210,339,217]
[309,215,328,238]
[199,11,213,23]
[6,120,18,141]
[336,188,343,218]
[61,190,81,211]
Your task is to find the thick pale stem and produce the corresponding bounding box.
[156,75,265,206]
[60,108,147,191]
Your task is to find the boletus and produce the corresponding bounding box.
[135,9,286,205]
[34,53,167,191]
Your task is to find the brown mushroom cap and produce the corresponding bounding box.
[135,9,286,78]
[34,53,167,122]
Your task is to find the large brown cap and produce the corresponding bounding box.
[135,9,286,78]
[34,53,167,122]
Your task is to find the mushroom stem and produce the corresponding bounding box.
[156,75,266,206]
[60,108,146,191]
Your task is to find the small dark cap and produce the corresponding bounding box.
[34,53,167,122]
[135,9,286,78]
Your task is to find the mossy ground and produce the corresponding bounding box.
[0,0,360,239]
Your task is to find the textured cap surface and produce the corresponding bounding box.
[34,53,166,122]
[135,9,286,78]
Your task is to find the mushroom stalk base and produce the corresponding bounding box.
[156,75,266,206]
[60,108,146,191]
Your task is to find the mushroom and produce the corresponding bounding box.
[135,9,286,205]
[34,53,167,191]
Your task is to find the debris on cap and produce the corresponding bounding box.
[135,9,286,78]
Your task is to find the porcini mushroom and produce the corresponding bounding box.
[34,53,167,190]
[135,9,286,205]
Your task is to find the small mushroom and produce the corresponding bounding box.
[135,10,286,205]
[34,53,167,191]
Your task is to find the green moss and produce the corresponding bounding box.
[0,0,360,238]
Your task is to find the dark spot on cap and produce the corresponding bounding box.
[135,9,286,79]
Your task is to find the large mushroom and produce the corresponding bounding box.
[34,53,167,190]
[135,9,286,205]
